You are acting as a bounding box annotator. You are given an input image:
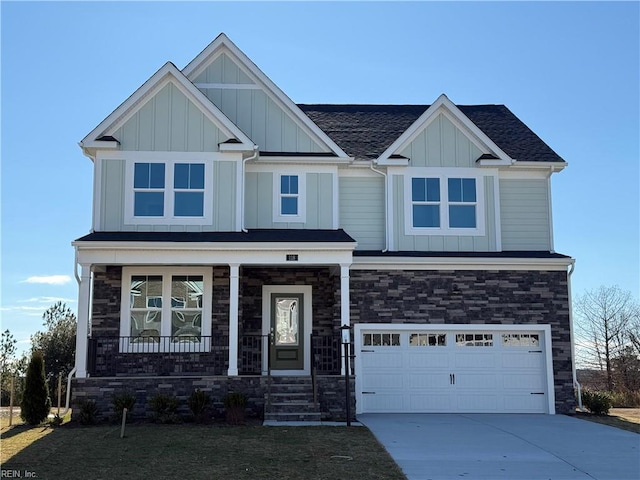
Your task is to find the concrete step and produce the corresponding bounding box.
[264,411,322,422]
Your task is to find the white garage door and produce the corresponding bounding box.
[356,326,552,414]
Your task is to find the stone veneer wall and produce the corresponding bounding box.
[349,269,575,413]
[72,375,355,422]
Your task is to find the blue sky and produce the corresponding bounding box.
[1,1,638,354]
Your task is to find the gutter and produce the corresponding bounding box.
[369,163,389,252]
[567,260,584,411]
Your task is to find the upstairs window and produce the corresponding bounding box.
[126,155,212,225]
[273,172,306,223]
[412,177,440,227]
[280,175,299,215]
[134,163,165,216]
[405,169,485,236]
[448,178,476,228]
[174,163,205,217]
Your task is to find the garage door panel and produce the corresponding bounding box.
[503,373,545,390]
[407,351,449,368]
[455,373,498,390]
[503,394,546,412]
[409,394,454,411]
[456,394,498,411]
[362,394,404,412]
[362,373,404,389]
[408,373,450,389]
[501,352,545,369]
[454,352,496,368]
[361,352,403,368]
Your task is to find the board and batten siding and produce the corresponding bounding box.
[339,177,385,250]
[500,179,551,251]
[399,113,483,167]
[244,172,334,229]
[392,174,497,252]
[193,53,327,154]
[98,158,236,232]
[113,83,228,152]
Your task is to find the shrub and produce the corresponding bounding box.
[149,393,180,423]
[608,390,640,408]
[49,414,63,427]
[77,399,100,425]
[188,389,211,422]
[20,351,52,425]
[224,391,247,425]
[582,389,612,415]
[112,391,136,419]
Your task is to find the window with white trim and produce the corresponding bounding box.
[127,157,212,225]
[120,267,212,352]
[280,175,299,216]
[273,172,306,223]
[405,169,485,236]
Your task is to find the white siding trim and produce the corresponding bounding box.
[93,157,102,232]
[493,175,502,251]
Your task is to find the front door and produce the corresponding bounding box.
[270,293,304,370]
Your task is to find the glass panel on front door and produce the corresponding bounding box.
[270,294,304,370]
[275,298,299,346]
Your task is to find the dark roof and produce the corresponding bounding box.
[75,229,356,244]
[298,104,564,163]
[354,250,571,259]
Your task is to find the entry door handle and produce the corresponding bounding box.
[450,373,453,385]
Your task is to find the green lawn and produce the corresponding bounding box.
[1,422,406,480]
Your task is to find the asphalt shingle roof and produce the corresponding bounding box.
[298,104,564,163]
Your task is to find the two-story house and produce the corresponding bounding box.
[72,33,576,421]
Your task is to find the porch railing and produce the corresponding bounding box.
[87,334,341,377]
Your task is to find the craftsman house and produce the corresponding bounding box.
[72,33,575,421]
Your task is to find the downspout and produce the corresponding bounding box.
[241,146,259,233]
[567,260,583,411]
[60,250,83,416]
[369,163,388,252]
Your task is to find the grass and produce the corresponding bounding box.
[574,408,640,434]
[1,422,406,480]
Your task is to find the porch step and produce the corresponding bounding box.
[264,376,320,422]
[264,411,322,422]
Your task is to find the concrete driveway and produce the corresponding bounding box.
[359,414,639,480]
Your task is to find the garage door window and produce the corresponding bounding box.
[410,333,446,346]
[456,333,493,347]
[502,333,539,347]
[363,333,400,346]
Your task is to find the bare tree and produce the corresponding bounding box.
[574,285,639,391]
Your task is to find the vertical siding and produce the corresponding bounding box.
[208,161,236,231]
[193,53,255,85]
[100,160,125,231]
[339,177,385,251]
[500,179,551,251]
[399,113,482,167]
[200,88,326,153]
[113,83,226,152]
[392,173,496,252]
[244,172,333,230]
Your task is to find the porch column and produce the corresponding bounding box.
[340,263,351,375]
[74,264,91,378]
[228,264,240,376]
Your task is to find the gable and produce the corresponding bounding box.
[113,82,229,152]
[399,112,484,168]
[183,34,348,157]
[80,62,255,159]
[378,94,511,166]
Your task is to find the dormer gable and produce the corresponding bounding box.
[80,62,255,160]
[377,94,512,167]
[183,33,349,158]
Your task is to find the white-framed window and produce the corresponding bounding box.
[404,168,486,236]
[362,332,401,347]
[124,154,213,225]
[119,267,212,352]
[273,172,306,223]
